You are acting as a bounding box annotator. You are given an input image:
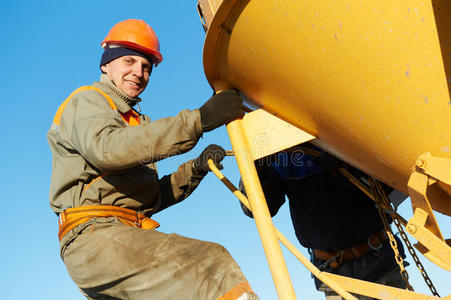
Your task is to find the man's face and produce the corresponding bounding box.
[101,55,152,98]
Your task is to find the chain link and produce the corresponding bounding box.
[369,178,414,291]
[369,178,440,297]
[392,216,440,296]
[318,251,343,271]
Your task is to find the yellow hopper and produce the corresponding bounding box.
[197,0,450,299]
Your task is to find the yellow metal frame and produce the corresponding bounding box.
[219,110,449,299]
[207,156,442,299]
[406,153,451,271]
[196,0,450,298]
[208,157,357,300]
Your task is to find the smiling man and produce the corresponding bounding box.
[47,19,258,300]
[101,52,151,98]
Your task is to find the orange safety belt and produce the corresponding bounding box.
[52,86,155,242]
[58,205,159,241]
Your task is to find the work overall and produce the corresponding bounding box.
[48,76,252,299]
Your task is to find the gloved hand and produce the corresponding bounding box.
[199,89,245,132]
[192,144,226,175]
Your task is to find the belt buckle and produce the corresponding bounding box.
[59,211,66,226]
[135,212,143,228]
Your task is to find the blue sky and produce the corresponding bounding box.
[0,1,449,299]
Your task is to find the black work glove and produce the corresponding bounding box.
[199,89,245,132]
[192,144,226,176]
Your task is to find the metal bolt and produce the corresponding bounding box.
[416,158,426,169]
[407,224,417,234]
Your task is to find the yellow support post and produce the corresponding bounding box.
[226,119,297,300]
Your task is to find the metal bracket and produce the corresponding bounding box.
[415,152,451,186]
[405,208,451,271]
[407,152,451,271]
[237,108,316,160]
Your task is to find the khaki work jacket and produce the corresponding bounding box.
[48,75,204,217]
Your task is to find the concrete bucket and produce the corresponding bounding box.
[197,0,451,293]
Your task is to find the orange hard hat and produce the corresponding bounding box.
[101,19,163,65]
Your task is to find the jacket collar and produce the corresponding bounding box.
[94,74,143,113]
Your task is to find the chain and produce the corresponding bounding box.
[392,215,440,296]
[318,251,344,271]
[369,178,414,291]
[369,178,440,297]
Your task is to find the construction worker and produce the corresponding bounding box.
[240,144,407,300]
[48,19,258,300]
